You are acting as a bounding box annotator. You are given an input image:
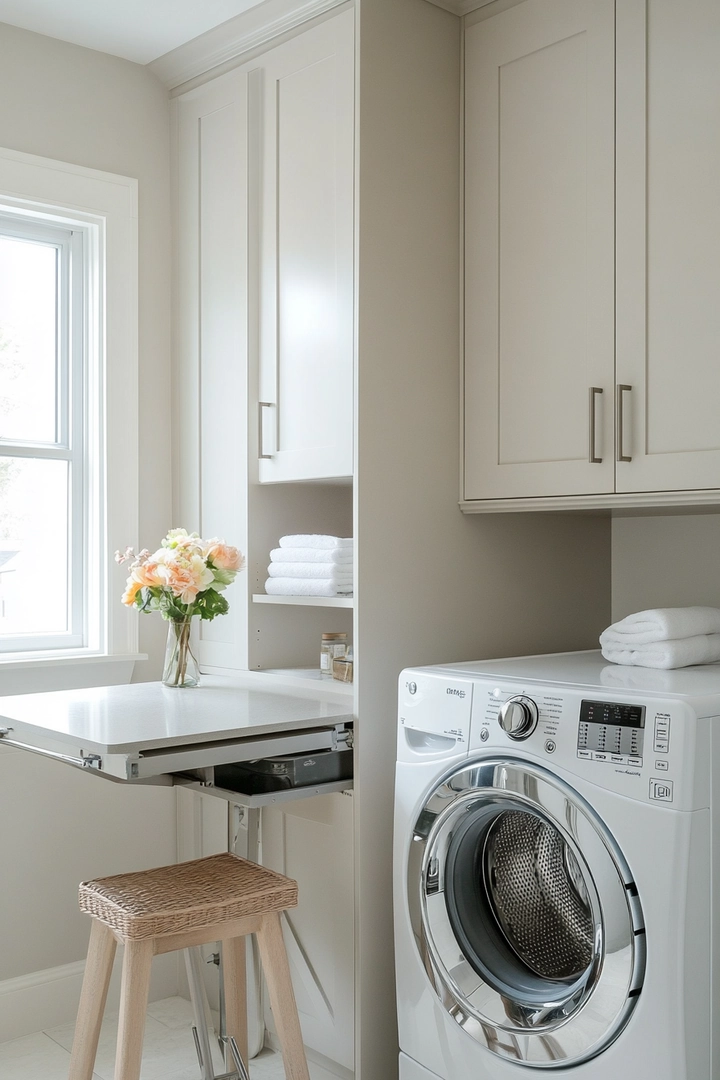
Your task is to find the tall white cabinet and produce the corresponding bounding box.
[176,10,355,681]
[174,10,355,1074]
[463,0,720,511]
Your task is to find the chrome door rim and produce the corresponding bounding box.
[407,757,646,1069]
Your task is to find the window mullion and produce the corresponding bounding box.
[68,229,86,646]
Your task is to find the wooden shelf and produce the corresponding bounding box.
[252,593,353,608]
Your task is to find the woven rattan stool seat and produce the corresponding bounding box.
[78,852,298,941]
[70,851,309,1080]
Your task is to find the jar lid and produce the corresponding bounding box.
[322,632,347,639]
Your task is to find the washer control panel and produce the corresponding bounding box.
[577,699,645,767]
[464,675,709,809]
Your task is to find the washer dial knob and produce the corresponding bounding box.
[498,696,539,740]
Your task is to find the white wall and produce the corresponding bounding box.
[612,514,720,620]
[0,23,178,1038]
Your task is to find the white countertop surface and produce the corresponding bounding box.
[0,673,353,756]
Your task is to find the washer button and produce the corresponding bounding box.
[544,739,556,754]
[649,779,674,802]
[480,727,490,742]
[655,759,669,772]
[407,681,417,695]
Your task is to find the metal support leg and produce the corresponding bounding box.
[185,947,218,1080]
[186,945,249,1080]
[183,803,262,1080]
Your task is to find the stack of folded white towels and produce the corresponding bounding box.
[600,606,720,669]
[265,535,353,597]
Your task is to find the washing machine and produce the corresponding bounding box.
[393,650,720,1079]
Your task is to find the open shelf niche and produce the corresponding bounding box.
[247,480,354,691]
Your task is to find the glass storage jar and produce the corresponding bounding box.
[320,632,348,677]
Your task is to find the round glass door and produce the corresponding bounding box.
[407,758,645,1068]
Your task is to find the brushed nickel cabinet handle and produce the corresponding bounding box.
[258,401,273,460]
[589,387,603,463]
[617,384,632,462]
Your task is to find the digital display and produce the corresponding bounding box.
[577,699,645,763]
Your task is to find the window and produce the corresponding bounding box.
[0,148,139,670]
[0,215,86,651]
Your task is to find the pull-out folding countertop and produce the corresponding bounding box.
[0,674,354,792]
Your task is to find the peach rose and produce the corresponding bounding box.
[121,579,143,606]
[205,540,244,572]
[134,560,164,588]
[161,552,215,604]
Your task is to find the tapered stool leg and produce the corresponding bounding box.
[69,921,117,1080]
[256,912,310,1080]
[223,935,249,1066]
[114,939,154,1080]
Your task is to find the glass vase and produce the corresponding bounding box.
[162,616,200,688]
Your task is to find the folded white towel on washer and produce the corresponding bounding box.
[278,534,353,550]
[264,577,353,597]
[599,606,720,646]
[269,547,352,565]
[600,633,720,670]
[267,562,353,582]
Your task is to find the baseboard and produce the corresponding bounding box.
[0,952,179,1044]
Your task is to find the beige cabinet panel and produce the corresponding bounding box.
[257,11,354,484]
[261,792,354,1070]
[464,0,615,500]
[176,70,250,670]
[616,0,720,493]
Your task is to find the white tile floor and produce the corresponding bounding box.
[0,997,341,1080]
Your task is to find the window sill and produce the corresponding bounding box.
[0,653,147,696]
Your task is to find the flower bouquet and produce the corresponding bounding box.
[116,528,244,687]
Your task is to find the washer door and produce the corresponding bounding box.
[408,758,645,1068]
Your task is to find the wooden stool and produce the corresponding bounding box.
[68,852,310,1080]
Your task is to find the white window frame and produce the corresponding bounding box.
[0,214,86,652]
[0,147,142,682]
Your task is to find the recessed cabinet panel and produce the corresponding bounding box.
[498,33,589,466]
[262,793,354,1068]
[258,11,354,483]
[177,72,250,670]
[616,0,720,493]
[464,0,615,500]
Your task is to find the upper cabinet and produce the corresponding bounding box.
[175,10,355,677]
[615,0,720,497]
[464,0,615,503]
[463,0,720,510]
[257,12,355,484]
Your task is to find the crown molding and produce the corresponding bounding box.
[149,0,348,91]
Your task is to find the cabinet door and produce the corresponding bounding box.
[616,0,720,493]
[464,0,615,500]
[257,11,354,484]
[261,792,354,1070]
[176,71,250,671]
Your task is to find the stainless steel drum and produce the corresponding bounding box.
[407,758,646,1068]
